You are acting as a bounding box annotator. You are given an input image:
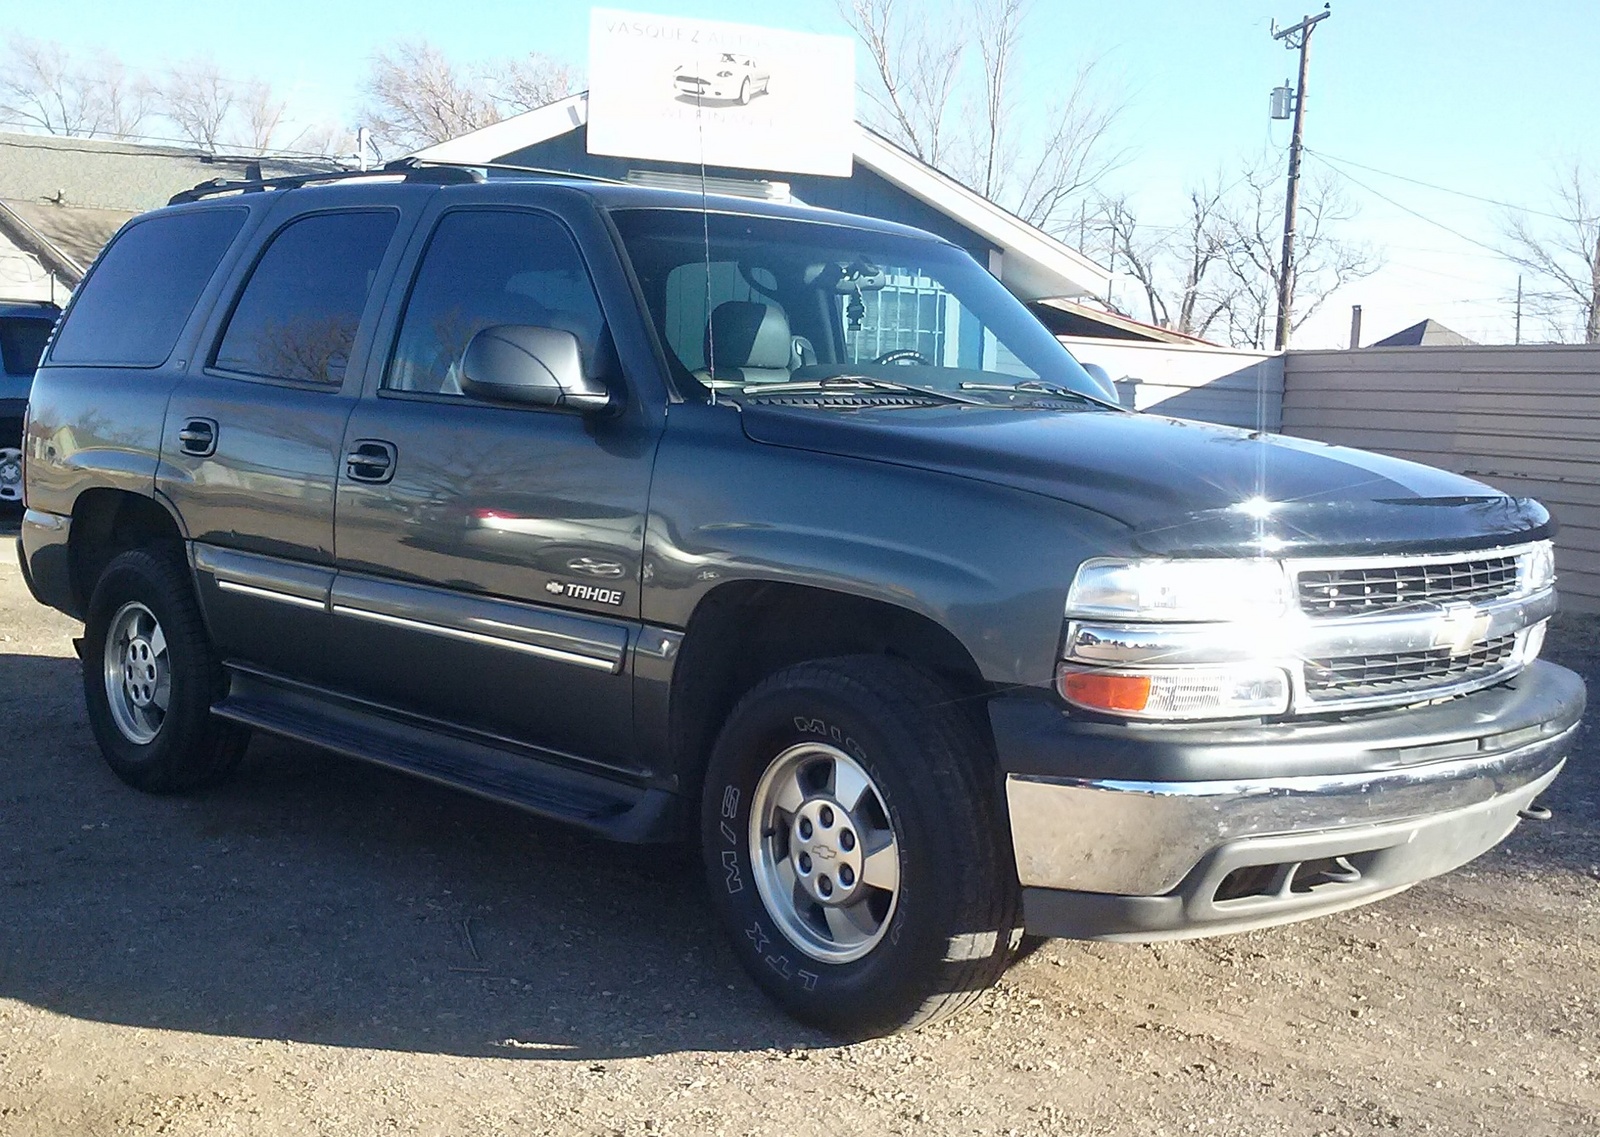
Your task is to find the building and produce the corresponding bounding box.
[1369,318,1477,348]
[0,131,336,303]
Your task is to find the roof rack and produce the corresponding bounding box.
[166,158,486,206]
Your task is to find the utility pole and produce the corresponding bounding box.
[1515,275,1523,345]
[1271,4,1331,351]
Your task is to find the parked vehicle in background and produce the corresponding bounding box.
[0,300,61,507]
[15,165,1584,1038]
[673,53,772,104]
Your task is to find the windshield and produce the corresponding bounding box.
[610,209,1107,406]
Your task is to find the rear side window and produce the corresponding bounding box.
[214,210,398,386]
[49,209,246,367]
[1,317,54,376]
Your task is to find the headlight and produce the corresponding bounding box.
[1523,540,1556,594]
[1066,557,1291,622]
[1058,663,1291,720]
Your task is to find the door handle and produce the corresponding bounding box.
[177,418,217,457]
[345,439,397,484]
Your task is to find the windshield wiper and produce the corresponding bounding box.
[741,375,987,405]
[960,379,1117,408]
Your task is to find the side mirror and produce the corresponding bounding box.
[459,325,612,413]
[1079,362,1119,404]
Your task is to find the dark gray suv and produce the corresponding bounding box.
[16,165,1585,1036]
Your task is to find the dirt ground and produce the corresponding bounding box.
[0,534,1596,1137]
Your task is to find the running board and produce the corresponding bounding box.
[213,669,685,843]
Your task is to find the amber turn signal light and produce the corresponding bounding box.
[1060,670,1152,713]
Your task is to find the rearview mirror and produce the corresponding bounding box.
[459,325,612,413]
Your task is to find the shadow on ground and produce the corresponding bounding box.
[0,649,826,1059]
[1,611,1597,1063]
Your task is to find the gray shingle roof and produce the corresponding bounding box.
[1370,318,1476,347]
[0,130,338,213]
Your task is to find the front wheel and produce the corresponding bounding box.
[82,547,249,793]
[701,657,1018,1037]
[738,79,752,105]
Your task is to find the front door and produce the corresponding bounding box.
[330,203,659,772]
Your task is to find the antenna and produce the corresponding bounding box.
[695,51,717,406]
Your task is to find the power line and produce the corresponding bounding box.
[1305,151,1510,258]
[1306,147,1590,223]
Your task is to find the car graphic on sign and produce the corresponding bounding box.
[673,53,772,105]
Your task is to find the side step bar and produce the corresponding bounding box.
[213,668,685,843]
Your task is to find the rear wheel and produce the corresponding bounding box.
[82,547,249,792]
[701,656,1018,1037]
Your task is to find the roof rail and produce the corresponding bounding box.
[166,158,485,206]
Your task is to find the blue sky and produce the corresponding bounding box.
[8,0,1598,347]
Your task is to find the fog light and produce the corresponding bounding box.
[1058,663,1291,720]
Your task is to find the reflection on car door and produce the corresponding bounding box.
[160,200,407,684]
[330,203,658,773]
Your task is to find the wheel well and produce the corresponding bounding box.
[69,490,185,612]
[669,582,991,796]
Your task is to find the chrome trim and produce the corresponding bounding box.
[193,543,334,608]
[1066,588,1556,667]
[1005,723,1573,895]
[21,508,66,531]
[216,579,327,611]
[1062,543,1557,713]
[329,572,630,674]
[331,604,620,672]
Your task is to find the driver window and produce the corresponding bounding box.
[386,210,606,398]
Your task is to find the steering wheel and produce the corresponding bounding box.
[872,348,933,366]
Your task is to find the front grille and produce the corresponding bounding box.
[1304,632,1518,700]
[1296,555,1520,616]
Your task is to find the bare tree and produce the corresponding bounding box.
[361,40,578,156]
[1501,163,1600,343]
[238,79,289,155]
[1211,158,1380,349]
[159,58,235,150]
[1096,157,1376,347]
[1100,182,1237,338]
[91,53,154,138]
[491,54,581,117]
[840,0,1126,234]
[839,0,963,167]
[0,36,152,138]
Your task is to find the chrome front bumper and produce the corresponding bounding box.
[1007,725,1571,897]
[995,660,1584,941]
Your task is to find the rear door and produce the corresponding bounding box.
[329,190,664,772]
[158,188,421,683]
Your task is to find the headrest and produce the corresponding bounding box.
[706,301,792,371]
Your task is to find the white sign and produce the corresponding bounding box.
[587,8,856,178]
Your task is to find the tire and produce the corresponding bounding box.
[82,547,249,793]
[701,656,1018,1037]
[738,79,752,106]
[0,444,21,507]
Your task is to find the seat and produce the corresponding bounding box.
[696,300,796,388]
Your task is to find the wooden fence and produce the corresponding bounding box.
[1281,344,1600,612]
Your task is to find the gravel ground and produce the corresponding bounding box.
[1,536,1597,1136]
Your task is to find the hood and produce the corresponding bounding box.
[738,404,1552,557]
